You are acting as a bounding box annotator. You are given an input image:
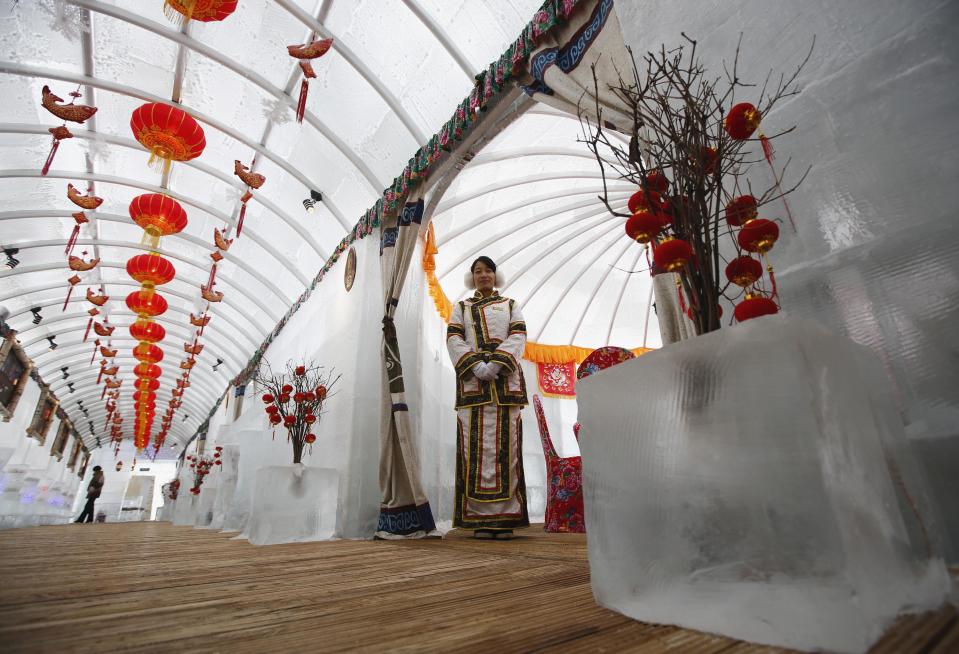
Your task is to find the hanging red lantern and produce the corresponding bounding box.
[734,293,779,322]
[134,377,161,392]
[738,218,780,253]
[130,318,166,343]
[128,194,188,248]
[625,211,663,245]
[724,102,762,140]
[40,86,97,176]
[130,103,206,174]
[134,363,163,378]
[725,195,759,227]
[653,238,693,273]
[163,0,237,25]
[725,256,764,287]
[700,147,718,175]
[627,189,663,214]
[133,391,158,403]
[126,290,168,317]
[643,170,669,193]
[133,343,164,364]
[126,253,176,289]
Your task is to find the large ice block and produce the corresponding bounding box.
[246,464,338,546]
[210,445,239,530]
[194,487,218,528]
[172,494,197,526]
[576,316,950,654]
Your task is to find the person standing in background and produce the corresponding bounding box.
[74,466,104,524]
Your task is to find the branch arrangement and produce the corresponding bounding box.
[580,34,813,334]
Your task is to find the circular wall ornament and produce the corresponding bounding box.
[344,246,356,292]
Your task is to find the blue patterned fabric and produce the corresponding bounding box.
[526,0,613,95]
[377,503,436,536]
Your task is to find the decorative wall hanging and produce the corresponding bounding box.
[130,103,206,174]
[287,37,334,123]
[344,246,356,292]
[40,85,97,176]
[536,361,576,399]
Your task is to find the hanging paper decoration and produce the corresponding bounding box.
[190,312,211,336]
[40,85,97,176]
[163,0,237,26]
[86,287,108,306]
[213,228,233,251]
[100,346,118,358]
[232,159,265,236]
[201,285,223,303]
[130,103,206,174]
[65,212,89,257]
[63,274,81,311]
[287,37,334,123]
[67,183,103,210]
[180,358,197,370]
[68,253,99,271]
[92,321,115,337]
[184,342,204,356]
[83,307,98,342]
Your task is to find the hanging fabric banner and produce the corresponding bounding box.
[536,361,577,399]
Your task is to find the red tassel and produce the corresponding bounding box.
[677,283,688,315]
[101,385,107,400]
[62,285,74,311]
[91,339,100,364]
[760,133,774,164]
[296,79,309,123]
[759,132,797,234]
[42,139,61,176]
[83,316,93,342]
[97,366,104,385]
[237,202,247,236]
[207,263,217,289]
[65,223,81,256]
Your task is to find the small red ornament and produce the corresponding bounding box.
[133,343,164,364]
[304,414,316,424]
[625,211,664,244]
[304,433,316,444]
[725,195,759,227]
[724,103,762,140]
[265,405,278,415]
[269,414,282,426]
[700,147,718,175]
[293,392,305,403]
[304,392,316,402]
[126,289,169,317]
[734,293,779,322]
[126,253,176,288]
[287,37,334,123]
[738,218,780,253]
[725,256,764,287]
[281,384,293,394]
[262,393,274,403]
[627,189,663,214]
[283,415,296,426]
[215,460,222,465]
[653,238,693,273]
[129,318,166,343]
[295,365,306,376]
[644,170,669,193]
[279,393,290,404]
[316,385,327,400]
[130,103,206,174]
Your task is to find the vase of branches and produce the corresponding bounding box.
[255,360,340,464]
[580,34,812,336]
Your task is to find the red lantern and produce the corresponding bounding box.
[133,391,157,403]
[129,194,188,241]
[734,294,779,322]
[304,433,316,444]
[653,238,693,273]
[700,147,718,175]
[134,363,162,378]
[725,256,764,287]
[130,318,166,343]
[724,103,762,140]
[644,170,669,193]
[262,393,274,403]
[738,219,780,253]
[269,414,282,425]
[625,211,663,244]
[295,365,306,376]
[130,103,205,174]
[293,392,305,403]
[164,0,237,25]
[304,414,316,424]
[265,405,278,415]
[126,253,176,288]
[133,343,164,364]
[281,384,293,394]
[316,385,327,400]
[725,195,758,227]
[278,393,290,404]
[134,377,161,392]
[126,290,169,317]
[627,189,663,214]
[283,415,296,426]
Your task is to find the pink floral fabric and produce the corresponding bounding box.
[533,395,585,533]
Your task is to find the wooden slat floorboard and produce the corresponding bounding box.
[0,522,953,653]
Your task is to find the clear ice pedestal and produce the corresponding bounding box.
[246,464,338,546]
[576,316,950,654]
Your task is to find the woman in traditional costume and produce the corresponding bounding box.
[446,256,529,539]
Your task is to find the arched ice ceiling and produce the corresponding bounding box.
[0,0,544,449]
[433,107,662,351]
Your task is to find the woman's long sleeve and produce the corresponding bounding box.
[447,301,483,379]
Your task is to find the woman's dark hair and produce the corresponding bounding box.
[93,466,102,472]
[471,256,497,273]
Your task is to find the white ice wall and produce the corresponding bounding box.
[615,0,959,560]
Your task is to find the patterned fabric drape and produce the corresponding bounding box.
[376,197,437,538]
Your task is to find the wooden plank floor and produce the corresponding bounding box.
[0,522,954,653]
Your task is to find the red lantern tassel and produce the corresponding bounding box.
[676,281,688,315]
[296,79,309,123]
[65,223,81,256]
[236,201,247,236]
[91,339,100,364]
[759,132,797,234]
[760,133,774,165]
[207,263,217,289]
[97,366,104,385]
[42,139,61,176]
[101,386,107,400]
[83,316,93,342]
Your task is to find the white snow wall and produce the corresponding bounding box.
[614,0,959,560]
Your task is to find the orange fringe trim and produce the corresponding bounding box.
[421,224,654,365]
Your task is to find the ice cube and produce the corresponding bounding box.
[246,464,338,546]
